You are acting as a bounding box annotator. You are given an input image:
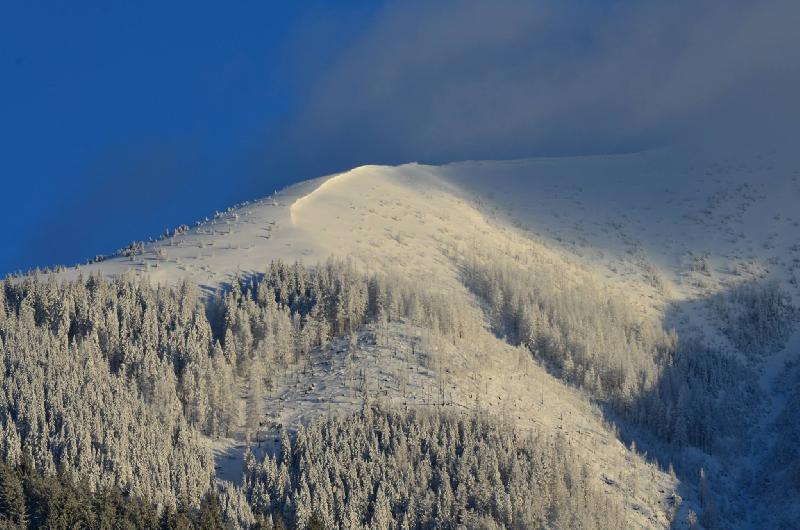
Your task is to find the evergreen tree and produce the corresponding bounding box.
[197,490,225,530]
[0,462,26,527]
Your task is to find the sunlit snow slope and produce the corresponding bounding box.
[65,148,800,311]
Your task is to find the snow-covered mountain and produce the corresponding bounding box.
[68,147,800,309]
[17,146,800,528]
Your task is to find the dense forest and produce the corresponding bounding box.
[0,261,531,527]
[0,458,225,529]
[1,255,793,527]
[237,405,627,529]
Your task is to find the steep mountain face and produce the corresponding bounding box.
[7,147,799,528]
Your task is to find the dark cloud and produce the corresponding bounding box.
[276,0,800,168]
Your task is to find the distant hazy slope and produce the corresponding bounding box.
[438,149,800,308]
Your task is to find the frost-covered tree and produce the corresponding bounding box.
[241,404,626,529]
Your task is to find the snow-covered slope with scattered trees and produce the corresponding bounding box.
[4,146,799,528]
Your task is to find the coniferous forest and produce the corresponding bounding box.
[1,256,796,528]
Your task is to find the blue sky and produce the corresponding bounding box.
[2,1,797,275]
[1,2,378,274]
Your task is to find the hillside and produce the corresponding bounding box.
[8,147,800,528]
